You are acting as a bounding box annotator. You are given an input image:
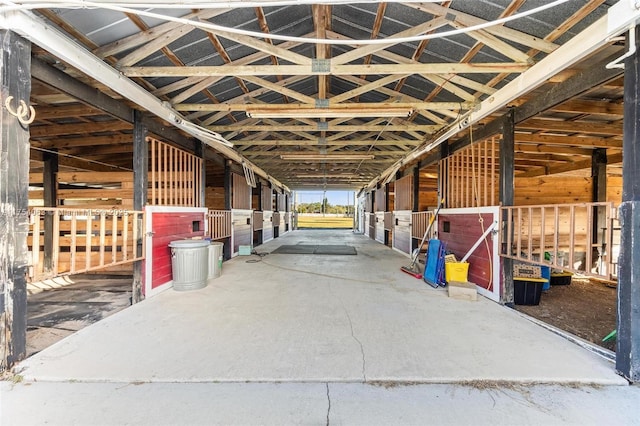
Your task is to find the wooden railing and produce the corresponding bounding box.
[207,210,231,240]
[500,202,618,280]
[411,211,436,240]
[149,137,203,207]
[29,207,144,282]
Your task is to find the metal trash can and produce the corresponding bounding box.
[208,242,224,279]
[169,240,209,291]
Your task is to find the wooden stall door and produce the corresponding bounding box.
[375,212,385,244]
[393,175,413,255]
[232,209,252,255]
[393,211,412,254]
[263,210,274,242]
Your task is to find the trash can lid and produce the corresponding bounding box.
[169,239,210,248]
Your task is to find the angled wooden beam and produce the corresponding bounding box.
[330,74,409,104]
[94,9,225,58]
[448,22,532,64]
[122,62,530,77]
[205,27,312,66]
[332,16,449,66]
[239,76,316,104]
[200,76,309,125]
[403,2,558,53]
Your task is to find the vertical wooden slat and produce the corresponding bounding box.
[122,213,129,261]
[32,211,41,278]
[85,214,92,271]
[491,137,496,206]
[51,211,60,274]
[540,207,546,265]
[151,138,156,205]
[527,207,533,261]
[507,208,513,256]
[516,207,522,258]
[569,205,575,269]
[111,213,118,263]
[586,205,593,273]
[70,213,77,273]
[168,145,174,205]
[99,211,106,267]
[133,212,139,260]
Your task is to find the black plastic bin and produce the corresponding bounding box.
[514,277,547,305]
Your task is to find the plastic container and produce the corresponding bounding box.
[208,242,224,279]
[445,262,469,283]
[169,240,209,291]
[541,266,551,291]
[551,272,572,285]
[513,277,547,305]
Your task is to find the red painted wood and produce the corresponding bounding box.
[438,213,494,291]
[148,212,205,292]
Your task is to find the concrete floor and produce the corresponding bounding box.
[26,275,132,357]
[3,229,639,425]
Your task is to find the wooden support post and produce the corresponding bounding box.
[439,142,449,207]
[412,166,420,213]
[617,27,640,382]
[43,148,58,274]
[223,160,232,260]
[256,181,263,211]
[0,31,31,372]
[500,110,515,306]
[591,148,607,260]
[132,110,147,304]
[195,141,206,208]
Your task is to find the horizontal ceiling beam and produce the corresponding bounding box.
[232,139,422,146]
[121,62,530,77]
[174,101,474,112]
[210,124,440,132]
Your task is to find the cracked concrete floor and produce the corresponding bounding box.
[4,229,638,425]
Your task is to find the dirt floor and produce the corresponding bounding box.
[27,275,132,357]
[516,277,617,352]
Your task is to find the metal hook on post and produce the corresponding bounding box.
[606,24,637,69]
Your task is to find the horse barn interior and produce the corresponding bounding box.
[2,0,640,401]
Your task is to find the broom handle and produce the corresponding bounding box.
[410,198,444,265]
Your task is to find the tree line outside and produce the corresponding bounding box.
[295,198,354,215]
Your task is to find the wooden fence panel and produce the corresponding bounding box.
[29,207,144,281]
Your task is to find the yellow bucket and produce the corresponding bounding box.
[445,262,469,282]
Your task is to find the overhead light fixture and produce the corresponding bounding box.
[280,154,375,161]
[295,173,362,178]
[246,108,412,119]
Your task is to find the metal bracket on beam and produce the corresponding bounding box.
[315,98,329,108]
[318,137,327,145]
[312,59,331,73]
[317,121,329,131]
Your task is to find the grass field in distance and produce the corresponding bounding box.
[296,216,353,229]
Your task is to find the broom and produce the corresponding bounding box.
[400,199,444,279]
